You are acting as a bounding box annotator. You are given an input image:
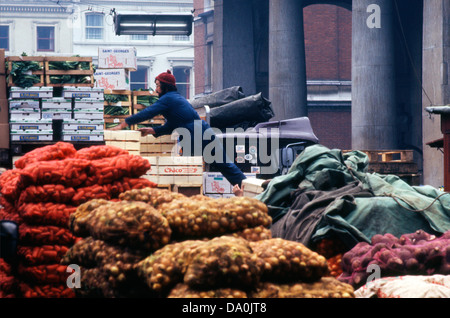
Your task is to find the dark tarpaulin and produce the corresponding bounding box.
[257,144,450,250]
[209,93,274,130]
[189,86,245,109]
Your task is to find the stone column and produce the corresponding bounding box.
[352,0,397,150]
[268,0,307,120]
[212,0,256,95]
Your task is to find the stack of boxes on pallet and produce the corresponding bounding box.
[62,87,105,142]
[9,87,54,141]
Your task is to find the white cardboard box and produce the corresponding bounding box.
[9,87,53,99]
[10,119,52,131]
[63,87,104,100]
[63,119,104,132]
[73,109,104,120]
[10,110,41,121]
[62,131,104,142]
[74,99,104,110]
[42,98,72,110]
[9,99,40,110]
[94,68,130,90]
[11,130,53,141]
[98,47,137,71]
[203,172,233,194]
[42,110,72,120]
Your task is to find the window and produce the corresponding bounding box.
[37,26,54,52]
[131,34,147,41]
[0,25,8,50]
[86,13,103,40]
[173,35,190,41]
[173,66,191,99]
[130,66,148,90]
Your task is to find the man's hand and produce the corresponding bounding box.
[138,127,156,137]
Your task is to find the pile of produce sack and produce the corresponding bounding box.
[0,142,155,298]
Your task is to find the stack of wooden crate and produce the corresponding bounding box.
[131,90,165,128]
[142,155,204,195]
[344,149,420,185]
[103,130,140,156]
[103,89,132,129]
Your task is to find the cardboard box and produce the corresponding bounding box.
[203,172,233,194]
[74,99,104,110]
[9,87,53,99]
[63,87,104,100]
[0,123,10,148]
[42,110,72,120]
[10,119,52,131]
[98,47,137,71]
[73,109,104,120]
[242,178,266,197]
[63,119,104,132]
[9,99,40,110]
[10,110,41,121]
[94,69,130,91]
[11,130,53,141]
[42,98,72,110]
[62,131,104,142]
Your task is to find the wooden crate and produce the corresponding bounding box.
[6,56,45,87]
[142,156,204,186]
[103,89,132,128]
[132,90,165,126]
[104,130,140,155]
[140,133,178,157]
[44,56,94,87]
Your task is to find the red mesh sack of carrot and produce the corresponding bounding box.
[20,158,91,188]
[17,263,70,284]
[74,145,129,160]
[18,184,76,205]
[14,142,77,169]
[18,224,77,246]
[18,202,77,227]
[19,282,76,298]
[0,169,24,201]
[84,154,151,186]
[17,245,70,266]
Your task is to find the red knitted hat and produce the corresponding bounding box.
[156,69,176,86]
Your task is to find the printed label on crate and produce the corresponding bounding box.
[10,87,53,99]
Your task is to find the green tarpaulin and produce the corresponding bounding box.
[256,144,450,250]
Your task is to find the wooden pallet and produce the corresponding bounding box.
[343,149,418,175]
[355,150,414,163]
[132,90,165,126]
[44,56,94,87]
[6,56,45,87]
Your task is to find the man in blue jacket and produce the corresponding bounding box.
[111,70,247,188]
